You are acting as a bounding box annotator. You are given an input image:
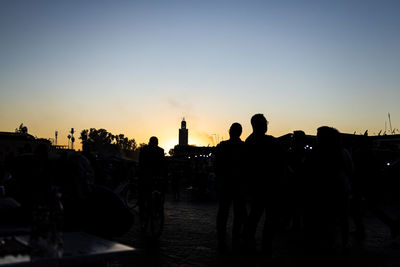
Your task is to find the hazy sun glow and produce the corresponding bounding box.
[161,139,179,154]
[160,136,215,155]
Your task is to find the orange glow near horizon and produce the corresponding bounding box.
[160,136,216,155]
[160,139,178,154]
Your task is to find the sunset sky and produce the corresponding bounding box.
[1,0,399,152]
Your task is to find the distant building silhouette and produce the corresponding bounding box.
[179,118,188,146]
[171,119,215,158]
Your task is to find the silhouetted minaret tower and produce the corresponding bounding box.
[179,118,188,146]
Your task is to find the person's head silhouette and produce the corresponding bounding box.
[251,114,268,135]
[229,123,242,139]
[149,136,159,146]
[293,130,306,147]
[317,126,341,149]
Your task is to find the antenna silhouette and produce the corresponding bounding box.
[384,121,387,135]
[388,113,393,134]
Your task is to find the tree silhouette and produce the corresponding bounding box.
[115,134,137,151]
[80,128,137,157]
[138,143,147,150]
[15,123,28,134]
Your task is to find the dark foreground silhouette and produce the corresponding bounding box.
[1,115,400,266]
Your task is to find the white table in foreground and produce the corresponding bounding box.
[0,232,137,266]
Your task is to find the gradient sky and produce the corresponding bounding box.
[1,0,399,152]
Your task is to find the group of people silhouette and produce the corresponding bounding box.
[215,113,356,264]
[2,114,399,266]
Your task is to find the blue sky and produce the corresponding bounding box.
[1,0,399,150]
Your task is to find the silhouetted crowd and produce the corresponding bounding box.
[1,114,400,266]
[214,113,400,266]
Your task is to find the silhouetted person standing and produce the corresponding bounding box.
[287,130,309,230]
[138,137,165,225]
[244,114,285,256]
[215,123,247,252]
[303,126,352,265]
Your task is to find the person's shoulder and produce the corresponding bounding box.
[230,137,244,144]
[234,139,245,147]
[236,139,246,151]
[157,146,164,154]
[266,135,284,150]
[265,135,276,141]
[216,140,228,152]
[245,134,255,143]
[218,140,230,146]
[266,135,281,146]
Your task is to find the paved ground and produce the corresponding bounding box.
[111,191,400,267]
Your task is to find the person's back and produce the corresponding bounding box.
[215,123,247,252]
[215,137,245,191]
[246,135,280,173]
[303,126,351,262]
[306,127,352,216]
[138,136,165,229]
[243,114,285,255]
[139,138,165,181]
[245,117,283,197]
[287,130,310,230]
